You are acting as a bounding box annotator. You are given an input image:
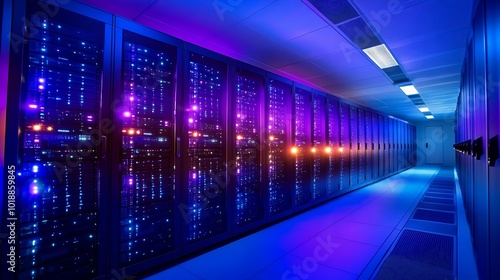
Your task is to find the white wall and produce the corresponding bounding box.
[413,119,456,167]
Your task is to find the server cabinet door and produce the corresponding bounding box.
[185,52,227,244]
[486,0,500,277]
[390,118,396,173]
[365,111,373,181]
[233,69,264,228]
[384,117,390,175]
[17,9,104,279]
[396,121,403,170]
[118,31,178,265]
[312,93,327,200]
[327,98,341,194]
[404,123,408,168]
[378,114,385,176]
[472,5,489,278]
[293,87,311,207]
[339,103,350,189]
[349,106,358,186]
[266,79,292,216]
[372,113,379,179]
[357,108,366,184]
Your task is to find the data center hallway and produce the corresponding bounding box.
[144,166,475,280]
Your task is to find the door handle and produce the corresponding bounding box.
[426,143,429,148]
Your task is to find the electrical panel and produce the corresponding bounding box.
[357,108,366,184]
[293,87,311,206]
[327,98,340,194]
[186,53,227,243]
[18,11,103,279]
[119,32,176,264]
[339,103,350,189]
[312,94,327,199]
[266,79,291,215]
[234,69,263,226]
[349,106,358,186]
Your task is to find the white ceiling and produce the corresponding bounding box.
[77,0,474,122]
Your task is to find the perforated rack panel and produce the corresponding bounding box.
[327,98,341,193]
[349,106,358,186]
[372,113,379,179]
[339,103,350,189]
[266,79,291,215]
[358,108,366,184]
[234,69,263,226]
[186,53,227,242]
[18,11,103,280]
[120,32,176,264]
[312,94,327,199]
[293,87,311,206]
[365,111,373,181]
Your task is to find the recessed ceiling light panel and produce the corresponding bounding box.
[418,107,430,112]
[362,44,398,69]
[400,85,419,95]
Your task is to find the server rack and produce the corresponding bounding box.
[292,86,311,208]
[266,77,292,217]
[389,118,395,173]
[378,114,385,176]
[372,113,379,179]
[384,117,390,175]
[183,51,229,249]
[349,106,358,186]
[311,93,327,200]
[365,111,373,181]
[117,29,178,267]
[357,108,366,184]
[233,68,265,229]
[396,122,401,170]
[339,102,350,189]
[15,6,110,280]
[327,98,341,194]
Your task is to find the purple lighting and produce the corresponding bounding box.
[38,78,45,83]
[30,180,39,195]
[29,104,38,109]
[124,111,131,118]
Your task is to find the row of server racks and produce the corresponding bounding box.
[454,0,500,279]
[0,2,416,279]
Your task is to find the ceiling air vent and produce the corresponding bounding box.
[383,66,409,84]
[337,17,381,49]
[307,0,360,25]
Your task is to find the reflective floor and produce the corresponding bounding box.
[144,166,478,280]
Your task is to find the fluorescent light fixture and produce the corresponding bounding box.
[418,107,430,112]
[426,115,435,119]
[362,44,398,69]
[400,85,419,95]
